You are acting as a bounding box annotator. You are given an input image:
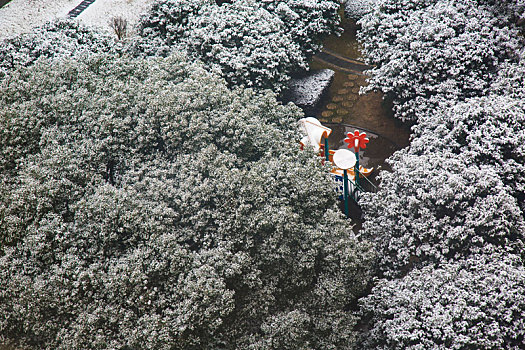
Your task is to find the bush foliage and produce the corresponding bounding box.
[358,0,522,121]
[360,254,525,349]
[357,0,525,347]
[0,19,117,77]
[0,54,374,349]
[136,0,341,91]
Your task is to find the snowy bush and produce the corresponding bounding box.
[0,18,116,77]
[478,0,525,21]
[136,0,341,91]
[136,0,210,46]
[410,95,525,208]
[282,69,335,115]
[257,0,342,56]
[360,253,525,349]
[184,0,307,91]
[358,0,522,121]
[0,54,374,349]
[344,0,377,20]
[491,47,525,98]
[360,149,525,277]
[0,53,296,243]
[355,1,525,347]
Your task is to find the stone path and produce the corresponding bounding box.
[67,0,96,18]
[313,48,373,75]
[319,72,364,123]
[313,49,411,152]
[313,48,374,123]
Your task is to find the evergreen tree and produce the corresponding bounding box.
[0,54,374,349]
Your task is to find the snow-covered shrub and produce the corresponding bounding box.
[355,1,525,347]
[282,69,335,115]
[0,53,374,349]
[360,253,525,349]
[358,0,522,121]
[478,0,525,21]
[344,0,377,20]
[136,0,341,91]
[491,47,525,98]
[0,18,116,77]
[184,0,307,91]
[410,95,525,208]
[360,149,525,277]
[0,52,297,244]
[131,0,210,57]
[257,0,342,56]
[136,0,211,47]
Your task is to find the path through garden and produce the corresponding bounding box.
[312,12,411,164]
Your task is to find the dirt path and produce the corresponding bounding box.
[314,48,372,75]
[310,17,410,155]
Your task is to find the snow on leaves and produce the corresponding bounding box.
[136,0,341,91]
[0,53,374,349]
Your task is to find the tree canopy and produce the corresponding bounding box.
[0,53,374,349]
[357,0,525,347]
[0,19,117,78]
[136,0,341,91]
[358,0,522,121]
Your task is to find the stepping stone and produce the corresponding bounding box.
[337,88,350,95]
[321,110,334,118]
[333,117,343,123]
[343,81,355,88]
[352,87,360,93]
[347,74,358,80]
[332,95,344,102]
[342,101,354,108]
[346,95,359,101]
[326,103,338,110]
[336,108,349,115]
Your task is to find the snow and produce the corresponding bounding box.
[0,0,79,39]
[0,0,155,40]
[77,0,155,35]
[283,69,335,115]
[344,0,377,20]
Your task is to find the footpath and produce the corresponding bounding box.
[314,48,373,75]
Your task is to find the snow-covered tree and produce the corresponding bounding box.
[0,19,117,78]
[478,0,525,22]
[360,149,525,277]
[184,0,307,91]
[359,253,525,349]
[355,0,525,347]
[358,0,522,121]
[0,53,374,349]
[491,47,525,98]
[136,0,341,91]
[410,95,525,210]
[257,0,342,56]
[135,0,212,56]
[344,0,378,20]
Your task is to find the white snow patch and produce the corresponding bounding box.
[0,0,155,40]
[284,69,335,114]
[77,0,155,35]
[0,0,79,39]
